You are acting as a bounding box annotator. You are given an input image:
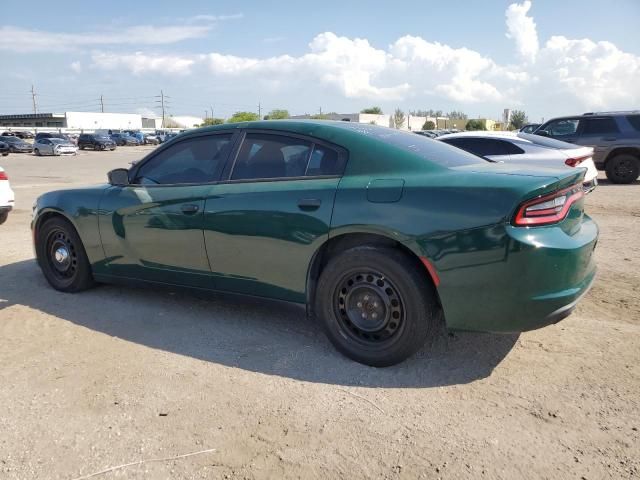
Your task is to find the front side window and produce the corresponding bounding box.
[581,117,619,135]
[134,134,232,185]
[544,119,579,136]
[232,134,312,180]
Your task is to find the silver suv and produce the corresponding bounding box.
[535,111,640,184]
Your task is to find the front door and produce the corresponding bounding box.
[202,131,347,302]
[97,132,236,288]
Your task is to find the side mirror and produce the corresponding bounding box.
[108,168,130,186]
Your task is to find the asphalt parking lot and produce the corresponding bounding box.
[0,148,638,479]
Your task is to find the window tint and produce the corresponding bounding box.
[443,138,508,157]
[544,119,579,136]
[135,134,232,185]
[306,144,346,176]
[232,134,312,180]
[626,115,640,131]
[501,141,525,155]
[581,117,619,135]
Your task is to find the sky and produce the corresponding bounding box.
[1,0,639,122]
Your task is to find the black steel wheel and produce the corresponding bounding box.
[315,246,439,367]
[605,154,640,184]
[36,217,94,292]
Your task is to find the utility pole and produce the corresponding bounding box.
[258,102,261,119]
[210,105,214,120]
[319,107,322,116]
[204,110,208,120]
[31,85,37,114]
[155,90,170,128]
[100,95,104,113]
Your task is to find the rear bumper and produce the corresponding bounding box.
[435,215,598,333]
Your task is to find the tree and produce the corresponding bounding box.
[465,119,487,131]
[509,110,528,130]
[227,111,260,123]
[422,120,436,130]
[264,109,289,120]
[361,106,383,114]
[200,118,224,126]
[392,108,406,129]
[447,110,468,120]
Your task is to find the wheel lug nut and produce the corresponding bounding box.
[373,302,378,307]
[361,313,367,319]
[372,313,378,319]
[364,295,369,301]
[356,302,362,308]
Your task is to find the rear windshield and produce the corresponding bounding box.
[339,123,485,167]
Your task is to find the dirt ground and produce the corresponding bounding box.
[0,147,638,480]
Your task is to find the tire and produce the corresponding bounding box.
[0,211,8,225]
[99,144,106,151]
[36,217,94,292]
[605,154,640,184]
[314,246,439,367]
[34,148,40,156]
[79,145,85,150]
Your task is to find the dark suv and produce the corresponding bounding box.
[535,111,640,184]
[77,134,116,151]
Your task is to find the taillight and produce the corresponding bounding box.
[0,171,8,180]
[565,155,591,167]
[514,183,584,226]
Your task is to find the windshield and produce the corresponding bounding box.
[49,138,68,144]
[338,123,486,167]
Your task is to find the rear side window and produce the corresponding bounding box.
[231,133,346,180]
[134,134,233,185]
[581,117,619,135]
[626,115,640,131]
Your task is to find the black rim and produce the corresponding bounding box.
[45,228,78,281]
[334,270,405,345]
[613,158,635,179]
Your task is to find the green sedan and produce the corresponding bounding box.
[32,120,598,366]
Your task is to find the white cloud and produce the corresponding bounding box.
[0,14,240,52]
[505,0,539,63]
[70,61,82,73]
[91,52,196,75]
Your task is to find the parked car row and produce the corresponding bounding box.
[0,165,14,225]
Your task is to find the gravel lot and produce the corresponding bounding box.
[0,147,638,479]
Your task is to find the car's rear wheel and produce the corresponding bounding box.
[34,148,40,156]
[605,154,640,184]
[36,217,94,292]
[0,211,8,225]
[314,246,439,367]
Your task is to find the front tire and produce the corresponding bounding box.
[605,154,640,184]
[36,217,94,292]
[34,148,40,156]
[0,211,8,225]
[314,247,439,367]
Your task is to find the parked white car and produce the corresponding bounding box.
[33,138,78,156]
[438,131,598,191]
[0,166,15,225]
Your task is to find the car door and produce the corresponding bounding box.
[575,116,620,166]
[202,130,347,302]
[97,132,237,288]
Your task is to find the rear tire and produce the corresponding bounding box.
[314,246,439,367]
[36,217,95,292]
[34,148,40,156]
[605,154,640,184]
[0,211,8,225]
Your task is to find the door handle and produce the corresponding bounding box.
[180,204,200,214]
[297,198,321,211]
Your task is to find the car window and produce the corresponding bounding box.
[306,144,347,176]
[232,133,312,180]
[134,134,233,185]
[544,119,580,136]
[626,115,640,131]
[581,117,619,135]
[442,138,508,157]
[500,140,525,155]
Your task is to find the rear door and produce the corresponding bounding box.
[98,132,236,288]
[202,130,347,302]
[575,116,620,166]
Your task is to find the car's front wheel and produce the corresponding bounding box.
[34,148,40,156]
[605,154,640,184]
[36,217,94,292]
[0,211,8,225]
[315,246,439,367]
